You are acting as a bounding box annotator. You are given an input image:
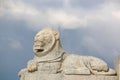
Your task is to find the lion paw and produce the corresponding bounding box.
[27,60,38,72]
[18,68,27,77]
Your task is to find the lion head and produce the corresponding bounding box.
[33,28,61,57]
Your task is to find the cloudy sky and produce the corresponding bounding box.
[0,0,120,80]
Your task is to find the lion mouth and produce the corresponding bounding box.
[34,45,44,52]
[36,49,44,52]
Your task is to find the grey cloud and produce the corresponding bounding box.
[106,0,120,4]
[1,0,120,30]
[69,0,120,9]
[1,0,120,57]
[69,0,105,9]
[22,0,64,10]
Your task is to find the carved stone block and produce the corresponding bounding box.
[63,75,117,80]
[24,73,62,80]
[18,28,118,80]
[115,56,120,80]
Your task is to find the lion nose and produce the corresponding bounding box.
[34,41,44,47]
[39,42,44,47]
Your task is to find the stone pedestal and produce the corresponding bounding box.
[115,56,120,80]
[21,72,117,80]
[21,72,63,80]
[63,75,117,80]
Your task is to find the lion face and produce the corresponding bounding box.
[33,28,56,57]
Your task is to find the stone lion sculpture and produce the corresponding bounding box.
[18,28,116,79]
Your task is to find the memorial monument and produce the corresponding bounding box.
[18,28,120,80]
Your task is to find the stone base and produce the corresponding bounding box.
[22,73,62,80]
[20,72,117,80]
[115,56,120,80]
[63,75,117,80]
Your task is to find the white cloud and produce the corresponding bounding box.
[1,0,48,30]
[47,10,87,28]
[1,0,120,51]
[1,0,120,54]
[1,0,120,30]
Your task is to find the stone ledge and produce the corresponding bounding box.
[21,73,62,80]
[22,72,117,80]
[63,75,117,80]
[115,56,120,80]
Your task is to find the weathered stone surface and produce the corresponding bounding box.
[115,56,120,80]
[23,73,62,80]
[20,72,117,80]
[62,54,116,75]
[63,75,117,80]
[18,28,118,80]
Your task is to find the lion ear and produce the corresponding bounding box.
[54,32,59,40]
